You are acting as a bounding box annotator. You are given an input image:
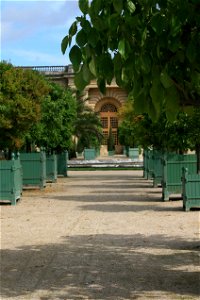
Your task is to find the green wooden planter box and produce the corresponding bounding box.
[152,150,163,187]
[20,152,46,189]
[108,150,115,156]
[0,154,22,205]
[143,149,148,178]
[46,153,57,182]
[124,146,129,157]
[95,148,100,157]
[128,147,139,160]
[57,151,68,177]
[162,153,196,201]
[182,168,200,211]
[147,149,154,179]
[84,148,96,160]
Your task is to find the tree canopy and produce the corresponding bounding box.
[73,91,103,152]
[0,61,49,150]
[26,83,77,153]
[62,0,200,120]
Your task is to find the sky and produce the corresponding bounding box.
[1,0,81,66]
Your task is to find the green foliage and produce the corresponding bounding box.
[118,121,136,148]
[0,61,49,150]
[74,91,103,151]
[62,0,200,119]
[27,83,77,152]
[134,111,192,154]
[118,100,138,147]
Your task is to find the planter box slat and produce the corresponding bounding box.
[57,151,68,177]
[128,148,139,160]
[182,168,200,211]
[84,149,96,160]
[20,152,46,189]
[46,153,57,182]
[0,157,22,205]
[162,153,197,201]
[152,150,163,187]
[147,150,154,179]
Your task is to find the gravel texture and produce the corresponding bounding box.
[0,170,199,300]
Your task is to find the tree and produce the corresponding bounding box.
[73,91,103,152]
[26,83,77,153]
[0,61,49,152]
[134,111,192,153]
[62,0,199,120]
[62,0,200,171]
[118,99,139,148]
[187,108,200,173]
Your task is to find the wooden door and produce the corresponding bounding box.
[100,103,118,145]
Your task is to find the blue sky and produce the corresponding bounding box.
[1,0,81,66]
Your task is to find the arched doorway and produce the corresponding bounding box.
[100,103,118,147]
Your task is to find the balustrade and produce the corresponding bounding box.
[19,65,68,74]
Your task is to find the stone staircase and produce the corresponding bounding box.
[68,155,143,168]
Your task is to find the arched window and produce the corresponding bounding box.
[100,103,117,112]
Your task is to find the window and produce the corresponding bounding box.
[110,117,118,128]
[100,103,117,112]
[101,117,108,128]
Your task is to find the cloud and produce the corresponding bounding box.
[1,0,81,66]
[1,1,80,43]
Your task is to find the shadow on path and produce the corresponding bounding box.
[1,234,199,299]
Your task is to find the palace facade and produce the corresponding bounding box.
[24,65,128,154]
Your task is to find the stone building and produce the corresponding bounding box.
[25,65,128,155]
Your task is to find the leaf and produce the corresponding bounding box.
[186,41,196,63]
[69,21,77,36]
[151,14,167,36]
[82,63,92,83]
[132,78,142,97]
[168,36,180,52]
[160,70,173,88]
[134,89,148,115]
[69,45,82,71]
[61,35,69,54]
[164,85,180,121]
[118,39,126,58]
[150,78,163,116]
[74,70,88,91]
[141,27,147,47]
[89,56,97,76]
[90,0,102,15]
[113,53,123,72]
[88,28,99,47]
[78,0,89,14]
[97,78,106,94]
[98,54,113,80]
[140,54,151,74]
[170,15,181,37]
[113,0,123,14]
[127,0,136,13]
[147,100,157,121]
[76,29,87,47]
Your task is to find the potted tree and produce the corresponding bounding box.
[73,91,103,160]
[0,61,49,198]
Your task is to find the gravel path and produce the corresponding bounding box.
[0,170,199,300]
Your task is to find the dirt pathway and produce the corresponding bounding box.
[0,170,199,300]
